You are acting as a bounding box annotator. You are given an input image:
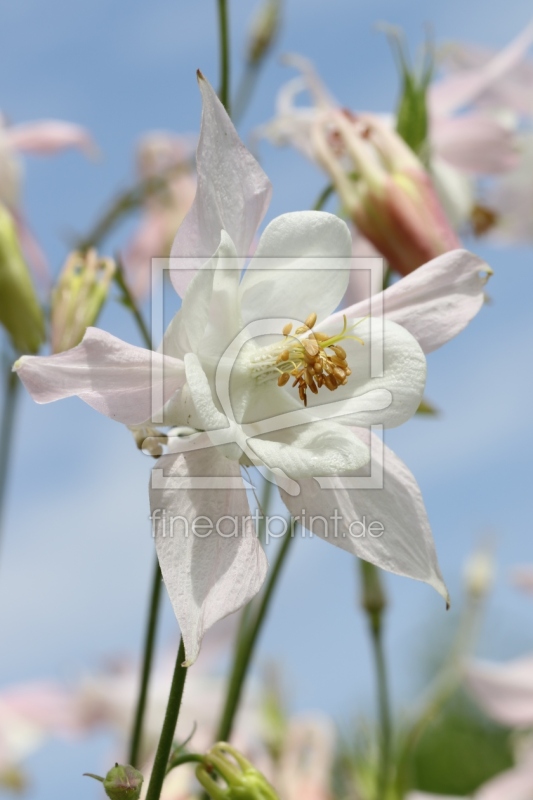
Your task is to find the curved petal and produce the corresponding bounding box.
[333,249,491,354]
[303,317,426,429]
[170,73,271,297]
[279,429,448,602]
[466,656,533,727]
[249,421,369,479]
[5,120,96,157]
[431,113,518,175]
[239,211,351,325]
[14,327,185,425]
[150,448,268,665]
[164,231,241,362]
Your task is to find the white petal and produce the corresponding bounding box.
[332,249,490,354]
[476,761,533,800]
[163,231,241,362]
[170,74,271,297]
[239,211,351,325]
[466,656,533,728]
[279,428,448,602]
[303,317,426,429]
[15,327,184,425]
[249,421,369,479]
[150,448,268,665]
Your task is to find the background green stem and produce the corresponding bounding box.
[216,526,294,742]
[144,638,188,800]
[217,0,231,115]
[0,365,20,552]
[128,558,164,767]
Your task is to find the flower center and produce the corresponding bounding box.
[247,312,363,407]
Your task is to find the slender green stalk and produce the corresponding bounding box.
[359,561,392,800]
[216,525,294,742]
[144,638,188,800]
[216,0,231,115]
[0,365,20,550]
[395,591,486,795]
[76,165,190,254]
[233,63,259,124]
[166,752,204,775]
[313,183,334,211]
[128,558,164,767]
[114,260,151,349]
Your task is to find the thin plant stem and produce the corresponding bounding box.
[359,561,392,800]
[217,0,231,115]
[166,752,204,775]
[144,638,188,800]
[128,558,164,768]
[0,364,20,551]
[313,183,334,211]
[75,165,190,254]
[216,524,294,742]
[395,591,486,795]
[114,260,151,349]
[233,63,259,124]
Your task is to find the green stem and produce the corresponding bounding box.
[313,183,334,211]
[0,365,20,551]
[395,592,485,796]
[128,558,164,767]
[144,638,188,800]
[216,524,294,742]
[359,561,391,800]
[166,752,204,775]
[114,260,152,349]
[217,0,231,115]
[233,63,260,124]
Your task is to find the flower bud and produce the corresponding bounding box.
[196,743,279,800]
[51,249,115,353]
[0,204,45,354]
[311,111,460,276]
[463,543,495,599]
[246,0,281,66]
[84,763,143,800]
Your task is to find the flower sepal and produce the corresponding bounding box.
[196,743,279,800]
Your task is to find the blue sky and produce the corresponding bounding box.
[1,0,533,797]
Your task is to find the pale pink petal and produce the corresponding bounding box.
[279,428,447,602]
[466,656,533,727]
[430,20,533,116]
[333,249,490,354]
[12,210,50,286]
[0,682,80,737]
[431,113,518,174]
[122,210,169,300]
[476,760,533,800]
[512,566,533,594]
[14,327,185,426]
[5,120,96,157]
[170,74,271,297]
[150,447,268,665]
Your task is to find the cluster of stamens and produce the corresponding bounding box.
[275,312,357,407]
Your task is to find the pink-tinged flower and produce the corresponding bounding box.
[14,74,490,666]
[483,133,533,244]
[277,715,335,800]
[122,132,197,299]
[0,680,80,786]
[0,112,96,280]
[466,654,533,728]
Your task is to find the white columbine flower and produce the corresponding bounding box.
[15,74,491,665]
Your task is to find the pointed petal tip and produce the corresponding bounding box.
[197,69,205,82]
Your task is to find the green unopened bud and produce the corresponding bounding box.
[84,763,143,800]
[0,204,45,354]
[51,249,115,353]
[196,743,279,800]
[246,0,281,66]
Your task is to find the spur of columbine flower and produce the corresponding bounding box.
[15,73,490,665]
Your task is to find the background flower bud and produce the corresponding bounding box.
[84,764,143,800]
[0,204,45,354]
[50,249,115,353]
[246,0,281,66]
